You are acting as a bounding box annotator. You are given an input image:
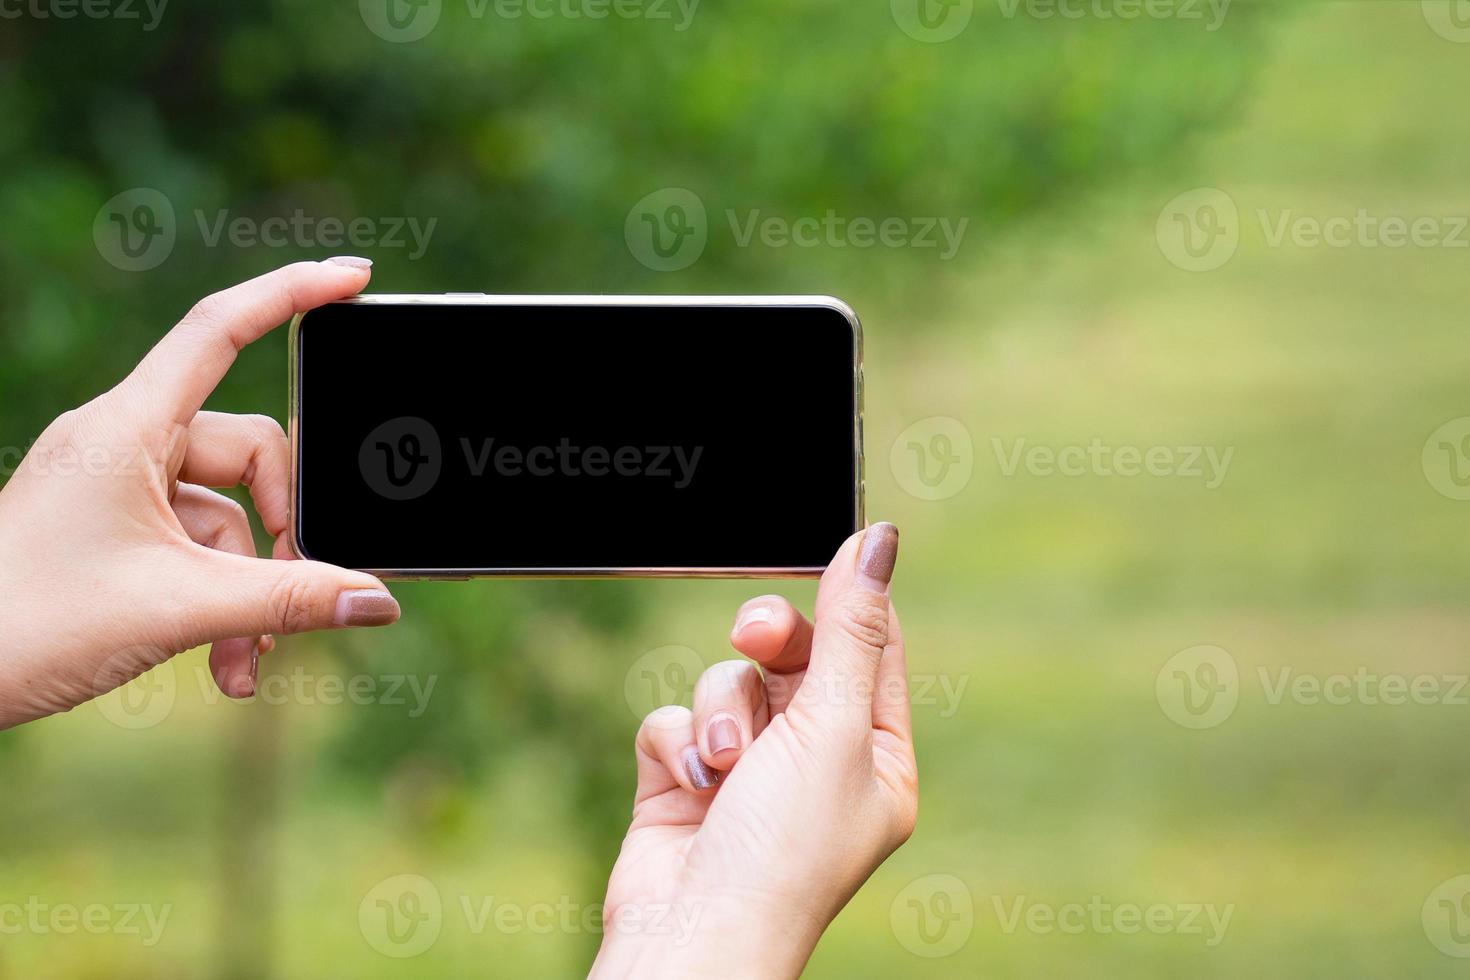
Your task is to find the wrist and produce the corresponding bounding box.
[589,889,827,980]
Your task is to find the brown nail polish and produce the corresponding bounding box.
[683,746,720,790]
[334,589,400,627]
[857,522,900,589]
[707,716,742,756]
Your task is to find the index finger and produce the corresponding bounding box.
[126,258,373,425]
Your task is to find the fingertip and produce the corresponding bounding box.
[209,637,257,701]
[730,597,790,657]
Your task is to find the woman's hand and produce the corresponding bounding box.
[591,523,915,979]
[0,259,401,729]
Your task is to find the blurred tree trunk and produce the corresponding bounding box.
[216,703,281,980]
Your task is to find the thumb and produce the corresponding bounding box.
[186,551,401,639]
[795,522,900,727]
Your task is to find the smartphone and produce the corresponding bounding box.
[289,295,864,578]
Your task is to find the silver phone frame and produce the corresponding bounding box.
[288,294,865,580]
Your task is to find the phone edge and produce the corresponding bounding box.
[287,294,865,580]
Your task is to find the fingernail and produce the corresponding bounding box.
[856,522,900,593]
[248,647,259,695]
[334,589,400,627]
[732,604,777,636]
[682,746,720,790]
[325,255,373,269]
[707,714,742,756]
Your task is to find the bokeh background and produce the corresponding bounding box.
[4,0,1470,975]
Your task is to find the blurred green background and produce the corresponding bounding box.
[4,0,1470,975]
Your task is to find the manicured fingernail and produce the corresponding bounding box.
[856,522,900,593]
[682,746,720,790]
[707,714,742,756]
[732,604,777,636]
[325,255,373,269]
[334,589,400,627]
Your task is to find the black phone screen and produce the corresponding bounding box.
[294,300,861,574]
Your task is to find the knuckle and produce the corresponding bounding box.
[185,293,230,330]
[833,591,891,652]
[267,573,319,635]
[245,413,287,443]
[223,496,250,526]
